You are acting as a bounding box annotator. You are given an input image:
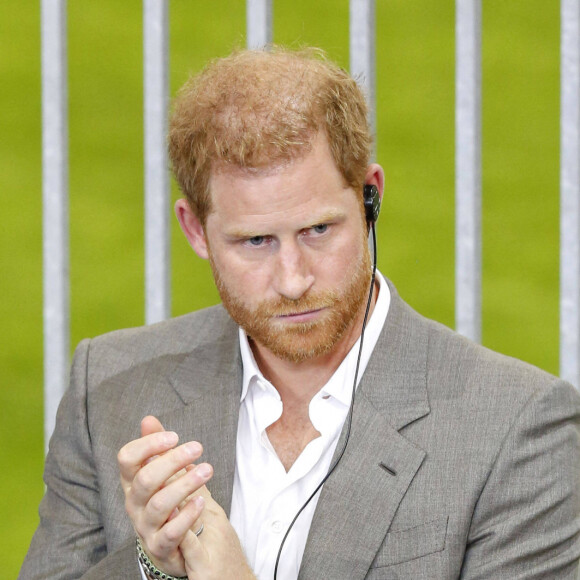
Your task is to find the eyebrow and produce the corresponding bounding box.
[224,210,347,240]
[310,210,346,224]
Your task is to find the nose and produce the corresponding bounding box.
[273,241,315,300]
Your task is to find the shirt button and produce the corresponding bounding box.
[271,520,284,534]
[322,394,330,400]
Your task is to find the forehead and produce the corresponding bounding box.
[206,133,357,227]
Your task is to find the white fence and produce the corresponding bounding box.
[41,0,580,448]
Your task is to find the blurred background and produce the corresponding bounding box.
[2,1,560,576]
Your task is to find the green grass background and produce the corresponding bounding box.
[2,1,561,576]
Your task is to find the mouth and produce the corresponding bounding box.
[275,308,325,323]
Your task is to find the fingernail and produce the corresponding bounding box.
[194,495,205,509]
[163,432,178,446]
[184,442,202,456]
[197,463,212,478]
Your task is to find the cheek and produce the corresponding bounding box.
[213,252,274,299]
[313,240,365,281]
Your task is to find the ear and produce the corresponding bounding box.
[364,163,385,202]
[174,199,209,260]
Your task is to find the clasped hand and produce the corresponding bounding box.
[118,416,255,580]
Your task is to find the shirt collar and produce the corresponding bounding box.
[238,270,391,404]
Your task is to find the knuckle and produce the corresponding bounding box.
[147,493,167,516]
[134,468,157,493]
[164,526,182,544]
[117,446,130,467]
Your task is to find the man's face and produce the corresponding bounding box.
[202,134,372,363]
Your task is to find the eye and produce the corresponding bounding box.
[312,224,328,234]
[247,235,265,246]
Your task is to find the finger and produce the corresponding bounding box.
[151,495,205,557]
[141,415,165,438]
[142,463,213,532]
[129,443,205,508]
[180,528,207,576]
[183,465,214,502]
[141,417,168,466]
[198,493,226,519]
[118,431,180,489]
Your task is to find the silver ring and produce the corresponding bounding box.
[194,523,204,537]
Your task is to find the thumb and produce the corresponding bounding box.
[181,529,206,577]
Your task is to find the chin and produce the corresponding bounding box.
[250,318,351,363]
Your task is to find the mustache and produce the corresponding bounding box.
[254,291,339,317]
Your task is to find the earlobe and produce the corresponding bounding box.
[174,199,209,260]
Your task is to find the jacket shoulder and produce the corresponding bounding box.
[406,299,575,408]
[77,304,237,387]
[385,279,573,402]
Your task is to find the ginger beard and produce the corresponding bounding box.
[208,237,373,364]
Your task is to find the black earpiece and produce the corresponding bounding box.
[363,184,381,225]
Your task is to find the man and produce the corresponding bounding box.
[20,47,580,580]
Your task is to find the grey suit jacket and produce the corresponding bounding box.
[19,281,580,579]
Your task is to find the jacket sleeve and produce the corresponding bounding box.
[18,339,142,580]
[80,540,143,579]
[460,379,580,579]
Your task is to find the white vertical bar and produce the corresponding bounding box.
[41,0,69,452]
[144,0,170,324]
[349,0,376,145]
[560,0,580,389]
[455,0,482,343]
[247,0,272,49]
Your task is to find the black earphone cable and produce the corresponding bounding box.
[273,223,378,580]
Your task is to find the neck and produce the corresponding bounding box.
[250,280,379,405]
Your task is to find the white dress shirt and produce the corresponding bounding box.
[230,271,390,580]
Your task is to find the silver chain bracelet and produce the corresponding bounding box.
[136,537,189,580]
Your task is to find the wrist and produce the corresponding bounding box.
[136,537,188,580]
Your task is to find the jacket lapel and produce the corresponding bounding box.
[159,319,242,515]
[299,281,431,579]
